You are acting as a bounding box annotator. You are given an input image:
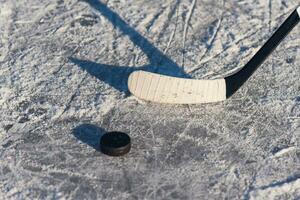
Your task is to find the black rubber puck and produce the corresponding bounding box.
[100,131,131,156]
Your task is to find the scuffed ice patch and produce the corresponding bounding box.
[0,0,300,199]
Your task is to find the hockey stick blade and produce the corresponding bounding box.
[128,7,300,104]
[128,71,226,104]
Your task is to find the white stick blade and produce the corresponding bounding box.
[297,6,300,17]
[128,71,227,104]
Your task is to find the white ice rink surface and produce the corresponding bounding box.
[0,0,300,199]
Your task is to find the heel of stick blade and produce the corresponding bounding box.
[298,7,300,17]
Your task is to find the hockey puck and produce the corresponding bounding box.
[100,131,131,156]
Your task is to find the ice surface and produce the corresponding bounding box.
[0,0,300,199]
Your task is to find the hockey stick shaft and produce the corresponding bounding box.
[225,7,300,98]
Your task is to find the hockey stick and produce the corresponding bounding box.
[128,7,300,104]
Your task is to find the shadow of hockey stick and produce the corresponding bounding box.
[70,0,189,93]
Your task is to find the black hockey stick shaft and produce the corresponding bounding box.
[225,8,300,98]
